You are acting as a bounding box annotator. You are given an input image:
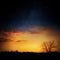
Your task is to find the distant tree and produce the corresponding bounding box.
[42,40,56,52]
[16,50,18,52]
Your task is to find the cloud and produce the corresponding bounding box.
[0,38,13,42]
[16,40,27,42]
[16,40,21,42]
[0,38,7,42]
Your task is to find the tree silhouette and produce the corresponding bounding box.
[42,40,56,52]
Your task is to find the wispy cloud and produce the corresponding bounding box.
[16,40,27,42]
[0,38,13,42]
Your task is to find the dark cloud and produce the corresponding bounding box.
[16,40,21,42]
[0,38,13,42]
[16,40,27,42]
[0,38,7,42]
[0,31,12,42]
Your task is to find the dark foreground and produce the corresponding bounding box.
[0,52,60,60]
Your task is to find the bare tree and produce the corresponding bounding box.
[42,40,56,52]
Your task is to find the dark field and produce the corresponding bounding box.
[0,52,60,60]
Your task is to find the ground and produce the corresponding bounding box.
[0,52,60,60]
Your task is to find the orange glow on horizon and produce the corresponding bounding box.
[0,27,58,52]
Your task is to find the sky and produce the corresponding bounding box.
[0,0,60,52]
[0,0,60,30]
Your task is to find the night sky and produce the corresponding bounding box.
[0,0,60,30]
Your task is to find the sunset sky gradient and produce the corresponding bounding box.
[0,27,59,52]
[0,0,60,52]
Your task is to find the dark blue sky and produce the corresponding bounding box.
[0,0,60,31]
